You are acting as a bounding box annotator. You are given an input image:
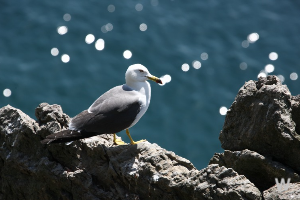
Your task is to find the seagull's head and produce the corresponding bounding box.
[125,64,162,84]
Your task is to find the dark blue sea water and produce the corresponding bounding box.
[1,0,300,169]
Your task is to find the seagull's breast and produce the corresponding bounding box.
[128,81,151,128]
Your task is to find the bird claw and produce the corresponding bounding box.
[114,138,127,145]
[130,139,147,145]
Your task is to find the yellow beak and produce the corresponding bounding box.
[147,75,162,84]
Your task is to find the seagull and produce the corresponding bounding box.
[41,64,162,145]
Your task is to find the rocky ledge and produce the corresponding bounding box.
[0,75,299,200]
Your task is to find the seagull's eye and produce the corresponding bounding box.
[139,69,144,73]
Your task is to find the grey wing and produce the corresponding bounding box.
[70,85,141,134]
[87,85,136,114]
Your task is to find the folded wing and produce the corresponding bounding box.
[41,85,141,144]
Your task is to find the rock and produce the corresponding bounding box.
[263,182,300,200]
[35,103,69,125]
[191,164,262,200]
[291,95,300,136]
[0,104,262,200]
[3,75,300,199]
[219,76,300,173]
[35,103,70,138]
[209,149,300,191]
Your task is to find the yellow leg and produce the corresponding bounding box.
[113,133,127,145]
[126,129,146,145]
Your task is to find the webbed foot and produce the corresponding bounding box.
[126,129,147,145]
[113,133,127,145]
[129,139,147,145]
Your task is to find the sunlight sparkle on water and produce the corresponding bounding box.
[247,33,259,43]
[123,50,132,59]
[108,5,115,12]
[135,3,143,11]
[269,52,278,61]
[85,34,95,44]
[105,23,113,31]
[219,106,228,115]
[240,62,247,70]
[201,53,208,60]
[181,63,190,72]
[159,74,172,86]
[192,60,201,69]
[95,39,105,51]
[51,48,59,56]
[101,24,113,33]
[139,23,147,31]
[242,40,249,48]
[3,89,11,97]
[257,71,267,78]
[63,13,71,21]
[57,26,68,35]
[290,72,298,81]
[278,75,285,83]
[61,54,70,63]
[265,64,275,73]
[101,26,107,33]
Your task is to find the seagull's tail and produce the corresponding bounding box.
[40,130,99,144]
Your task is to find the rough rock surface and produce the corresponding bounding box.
[219,76,300,173]
[0,103,262,200]
[209,149,300,191]
[216,75,300,198]
[263,183,300,200]
[1,75,299,199]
